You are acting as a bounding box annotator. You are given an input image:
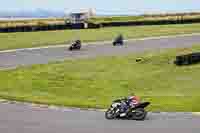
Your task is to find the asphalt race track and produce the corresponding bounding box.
[1,34,200,132]
[1,34,200,70]
[0,103,200,133]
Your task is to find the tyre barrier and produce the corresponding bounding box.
[0,23,101,33]
[101,18,200,27]
[174,52,200,66]
[0,24,72,33]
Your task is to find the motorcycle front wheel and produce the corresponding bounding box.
[105,108,116,120]
[68,46,73,51]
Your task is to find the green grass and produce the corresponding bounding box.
[1,23,200,50]
[1,45,200,111]
[0,18,66,28]
[89,16,145,23]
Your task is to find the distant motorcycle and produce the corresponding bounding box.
[105,98,150,120]
[113,34,124,46]
[69,40,82,51]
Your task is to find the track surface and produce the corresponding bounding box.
[1,34,200,132]
[1,34,200,69]
[0,103,200,133]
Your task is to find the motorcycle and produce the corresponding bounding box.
[68,40,82,51]
[113,34,124,46]
[105,98,150,120]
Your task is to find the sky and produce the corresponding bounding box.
[1,0,200,14]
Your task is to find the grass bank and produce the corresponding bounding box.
[0,18,66,28]
[0,45,200,111]
[1,23,200,50]
[89,14,200,24]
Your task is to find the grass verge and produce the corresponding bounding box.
[1,23,200,50]
[89,14,200,23]
[1,45,200,111]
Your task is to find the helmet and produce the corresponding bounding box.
[75,40,81,44]
[128,95,140,101]
[128,96,135,100]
